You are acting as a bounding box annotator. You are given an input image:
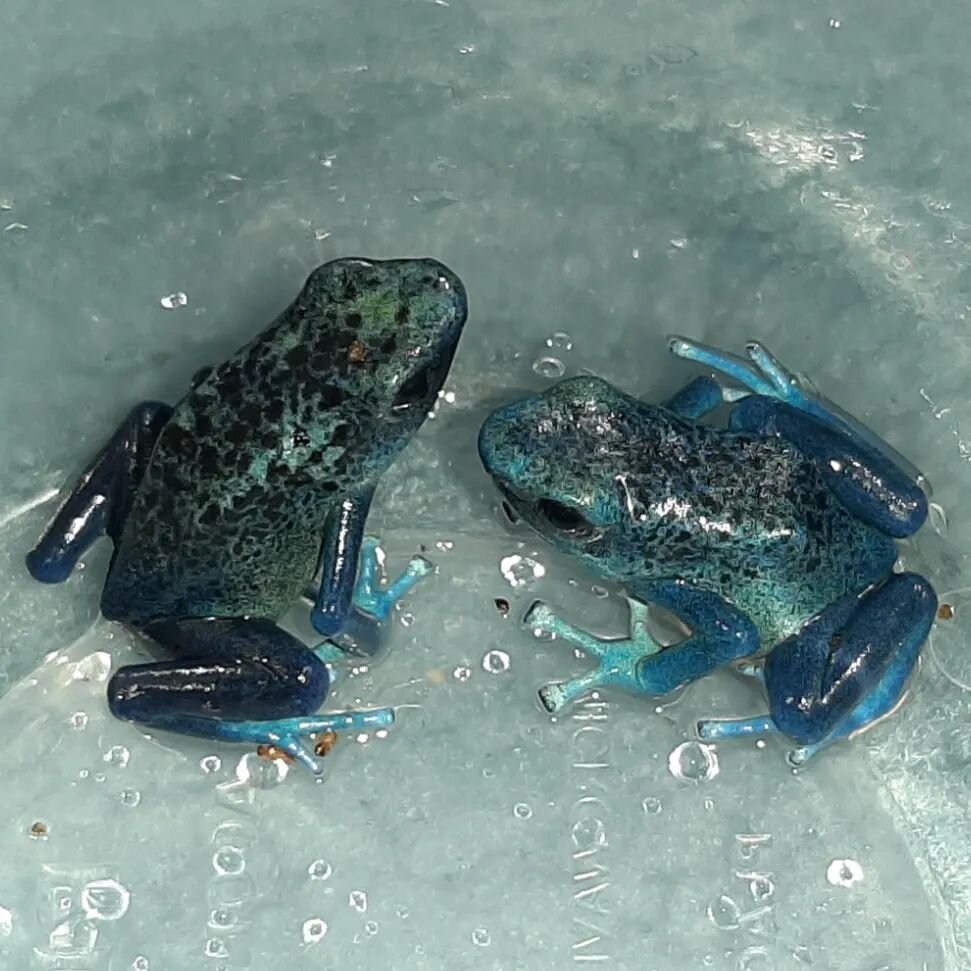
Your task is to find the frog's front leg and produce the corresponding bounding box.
[309,489,432,660]
[527,580,760,713]
[107,617,394,773]
[26,401,172,583]
[697,571,937,764]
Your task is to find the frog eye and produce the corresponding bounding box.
[391,364,432,413]
[536,499,594,536]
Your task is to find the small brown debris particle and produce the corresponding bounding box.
[257,744,295,764]
[426,668,446,685]
[348,340,367,363]
[938,603,955,621]
[29,821,49,839]
[494,597,510,617]
[314,731,339,757]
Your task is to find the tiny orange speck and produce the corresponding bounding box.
[314,731,339,757]
[257,744,295,764]
[938,603,955,621]
[348,340,367,363]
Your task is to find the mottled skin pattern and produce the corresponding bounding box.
[479,338,937,763]
[103,257,464,627]
[27,257,468,772]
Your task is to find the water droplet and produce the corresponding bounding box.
[160,291,188,310]
[313,229,331,241]
[70,711,89,730]
[458,43,476,54]
[236,752,288,788]
[828,17,841,28]
[212,846,246,876]
[200,755,222,774]
[132,957,150,971]
[792,944,814,964]
[668,741,720,782]
[499,553,546,588]
[641,796,662,815]
[104,745,130,768]
[482,650,511,674]
[120,788,141,808]
[707,894,741,930]
[208,908,236,930]
[826,858,863,888]
[929,501,948,537]
[94,771,107,783]
[546,332,574,352]
[591,584,609,599]
[435,539,454,552]
[355,733,370,744]
[73,651,112,682]
[308,860,333,881]
[400,611,415,627]
[364,920,379,936]
[737,946,774,970]
[396,906,410,919]
[0,905,12,937]
[703,797,715,811]
[204,938,229,958]
[532,625,556,641]
[452,665,472,682]
[471,927,491,947]
[748,874,775,900]
[756,739,766,749]
[513,802,533,819]
[81,878,131,920]
[532,356,566,380]
[349,889,368,913]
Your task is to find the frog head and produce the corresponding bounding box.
[478,376,651,575]
[290,257,468,479]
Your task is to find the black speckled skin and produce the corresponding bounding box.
[101,257,467,629]
[478,376,898,650]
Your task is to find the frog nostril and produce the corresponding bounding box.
[536,499,592,534]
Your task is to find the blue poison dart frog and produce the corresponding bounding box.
[478,336,936,765]
[28,257,468,772]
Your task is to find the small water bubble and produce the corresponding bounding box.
[400,611,415,627]
[929,501,948,537]
[73,651,112,682]
[591,584,609,599]
[435,539,454,552]
[160,291,189,310]
[204,938,229,958]
[513,802,533,819]
[236,752,289,788]
[546,331,574,352]
[707,894,741,930]
[532,356,566,380]
[355,733,370,744]
[81,879,131,921]
[212,846,246,876]
[132,957,150,971]
[396,906,410,919]
[207,908,236,930]
[703,797,715,811]
[364,920,379,936]
[828,17,841,27]
[70,711,89,730]
[349,889,368,913]
[532,626,556,641]
[0,905,12,937]
[471,927,491,947]
[308,860,333,881]
[94,771,107,783]
[120,789,141,808]
[482,650,511,674]
[748,875,775,900]
[458,43,476,54]
[826,858,864,888]
[313,229,331,241]
[499,553,545,588]
[200,755,222,774]
[641,796,662,815]
[104,745,130,768]
[668,741,720,782]
[452,665,472,682]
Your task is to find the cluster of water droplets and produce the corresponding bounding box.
[532,331,573,380]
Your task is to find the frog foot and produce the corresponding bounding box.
[210,707,394,774]
[526,597,661,713]
[353,535,434,624]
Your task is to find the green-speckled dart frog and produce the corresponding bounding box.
[478,336,936,764]
[28,257,468,772]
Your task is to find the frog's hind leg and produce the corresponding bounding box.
[697,571,937,763]
[668,336,927,536]
[662,375,745,420]
[528,581,759,714]
[26,401,172,583]
[107,617,394,773]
